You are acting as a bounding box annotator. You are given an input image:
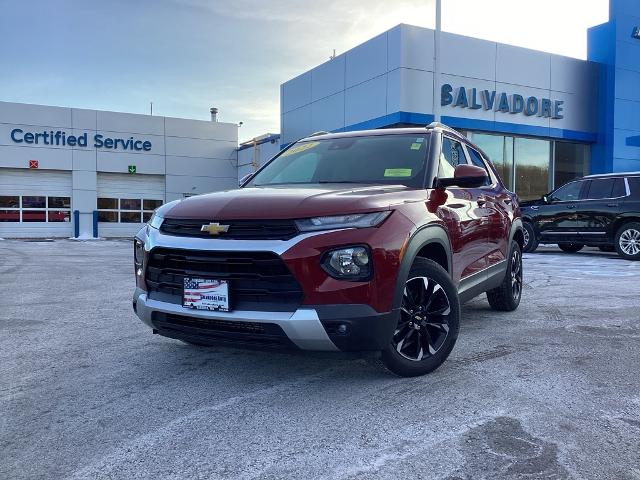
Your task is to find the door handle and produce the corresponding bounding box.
[566,205,577,209]
[477,199,487,207]
[607,203,619,207]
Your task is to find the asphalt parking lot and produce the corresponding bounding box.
[1,240,639,480]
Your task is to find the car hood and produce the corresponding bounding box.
[163,185,427,220]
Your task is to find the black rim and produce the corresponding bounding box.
[393,276,451,361]
[511,249,522,300]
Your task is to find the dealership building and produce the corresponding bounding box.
[0,102,237,238]
[1,0,638,238]
[280,0,640,201]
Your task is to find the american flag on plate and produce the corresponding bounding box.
[183,278,230,311]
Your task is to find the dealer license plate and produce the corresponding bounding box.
[183,278,230,311]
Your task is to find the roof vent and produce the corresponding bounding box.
[210,107,218,122]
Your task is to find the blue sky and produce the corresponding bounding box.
[0,0,608,141]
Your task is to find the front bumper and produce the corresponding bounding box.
[133,287,338,351]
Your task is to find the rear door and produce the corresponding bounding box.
[536,180,586,243]
[576,177,628,242]
[437,136,491,282]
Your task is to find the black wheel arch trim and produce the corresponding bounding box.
[509,218,525,247]
[392,224,453,312]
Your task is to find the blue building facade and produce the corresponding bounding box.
[280,0,639,200]
[588,0,640,174]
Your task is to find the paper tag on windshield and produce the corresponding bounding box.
[281,141,319,157]
[384,168,412,177]
[410,143,422,150]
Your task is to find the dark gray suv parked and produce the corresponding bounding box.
[520,172,640,260]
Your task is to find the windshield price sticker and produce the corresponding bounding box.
[384,168,412,177]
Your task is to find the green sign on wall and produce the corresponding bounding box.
[128,165,136,174]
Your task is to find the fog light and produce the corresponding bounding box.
[321,246,372,280]
[337,324,348,334]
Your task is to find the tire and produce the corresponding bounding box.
[598,245,615,252]
[486,241,523,312]
[381,258,460,377]
[558,243,584,253]
[614,222,640,260]
[522,222,538,253]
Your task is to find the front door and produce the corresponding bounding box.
[437,136,491,283]
[535,180,586,244]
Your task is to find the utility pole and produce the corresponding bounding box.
[433,0,442,123]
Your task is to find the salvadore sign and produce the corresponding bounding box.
[441,84,564,120]
[10,128,152,151]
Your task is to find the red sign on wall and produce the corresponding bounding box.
[29,160,39,169]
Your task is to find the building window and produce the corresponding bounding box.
[466,133,514,190]
[554,142,590,188]
[0,196,71,223]
[97,198,163,223]
[514,138,552,201]
[468,131,590,200]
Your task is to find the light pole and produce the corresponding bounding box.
[433,0,442,123]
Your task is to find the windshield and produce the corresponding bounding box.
[248,134,430,188]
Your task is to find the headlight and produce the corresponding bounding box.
[134,238,144,266]
[321,246,371,281]
[148,211,164,229]
[295,211,391,232]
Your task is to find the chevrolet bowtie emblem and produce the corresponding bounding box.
[201,222,230,235]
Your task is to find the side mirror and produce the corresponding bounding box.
[238,173,254,187]
[436,164,488,189]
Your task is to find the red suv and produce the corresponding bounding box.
[133,123,524,376]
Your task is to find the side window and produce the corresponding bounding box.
[550,181,582,202]
[466,147,491,186]
[585,178,616,199]
[438,137,466,178]
[611,178,626,198]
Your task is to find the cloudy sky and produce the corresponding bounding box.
[0,0,608,141]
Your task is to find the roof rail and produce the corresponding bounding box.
[308,130,330,137]
[426,121,459,133]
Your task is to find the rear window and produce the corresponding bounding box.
[585,178,626,199]
[248,134,430,188]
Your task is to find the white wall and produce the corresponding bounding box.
[0,101,238,238]
[280,24,599,144]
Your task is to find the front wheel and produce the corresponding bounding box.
[558,243,584,253]
[381,258,460,377]
[522,222,538,253]
[615,222,640,260]
[486,241,523,312]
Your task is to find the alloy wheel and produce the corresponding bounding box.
[393,276,452,361]
[619,228,640,256]
[511,249,523,300]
